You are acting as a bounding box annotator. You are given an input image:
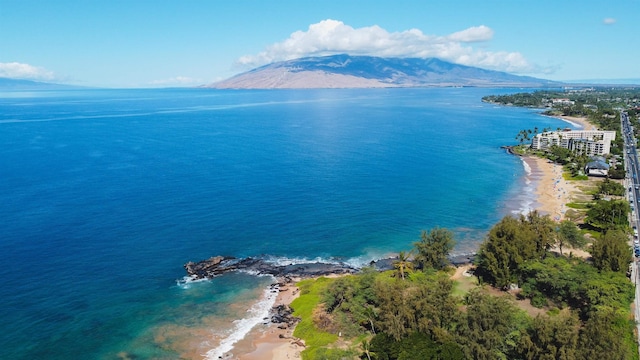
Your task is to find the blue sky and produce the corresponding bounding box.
[1,0,638,87]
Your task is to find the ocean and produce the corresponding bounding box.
[0,87,569,359]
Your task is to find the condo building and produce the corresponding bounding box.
[531,129,616,156]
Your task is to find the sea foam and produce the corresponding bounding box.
[203,281,278,360]
[513,158,537,215]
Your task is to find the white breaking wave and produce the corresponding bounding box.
[513,158,537,215]
[203,281,278,360]
[262,255,342,266]
[176,275,210,289]
[261,254,389,270]
[521,158,532,176]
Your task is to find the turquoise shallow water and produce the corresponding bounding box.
[0,88,569,359]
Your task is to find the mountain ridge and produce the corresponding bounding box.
[0,77,81,90]
[207,54,561,89]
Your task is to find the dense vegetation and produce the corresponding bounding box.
[288,211,637,359]
[284,88,640,359]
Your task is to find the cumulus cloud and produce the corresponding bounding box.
[603,17,617,25]
[447,25,494,42]
[0,62,56,81]
[237,19,536,74]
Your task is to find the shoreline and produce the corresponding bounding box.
[224,278,304,360]
[218,157,581,359]
[546,114,597,131]
[521,155,577,221]
[211,116,596,359]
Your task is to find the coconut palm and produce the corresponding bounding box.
[393,250,413,280]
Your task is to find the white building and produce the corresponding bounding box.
[531,129,616,156]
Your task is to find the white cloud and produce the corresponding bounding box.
[447,25,494,42]
[237,19,535,74]
[603,17,617,25]
[0,62,56,81]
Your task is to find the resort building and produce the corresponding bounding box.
[584,156,610,177]
[551,98,575,105]
[531,129,616,156]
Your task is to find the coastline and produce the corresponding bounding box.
[226,278,304,360]
[212,115,597,359]
[222,156,579,359]
[521,155,577,221]
[548,114,597,131]
[221,159,580,359]
[518,113,595,220]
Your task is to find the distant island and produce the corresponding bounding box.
[206,54,561,89]
[0,77,81,90]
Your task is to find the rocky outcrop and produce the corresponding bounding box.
[270,304,300,330]
[183,256,358,280]
[183,253,475,280]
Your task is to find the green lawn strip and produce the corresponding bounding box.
[566,202,590,209]
[291,277,339,359]
[452,274,479,297]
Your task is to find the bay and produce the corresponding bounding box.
[0,87,568,359]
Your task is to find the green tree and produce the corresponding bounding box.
[597,178,625,196]
[556,220,586,255]
[413,228,455,270]
[374,277,415,340]
[527,211,556,256]
[393,250,413,280]
[608,164,626,179]
[590,230,631,273]
[458,289,524,359]
[585,199,630,231]
[548,145,573,165]
[411,274,459,338]
[361,339,375,360]
[516,312,579,360]
[475,214,542,289]
[578,308,634,360]
[519,256,634,318]
[322,268,379,335]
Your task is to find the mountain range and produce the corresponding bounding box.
[0,77,80,90]
[207,54,561,89]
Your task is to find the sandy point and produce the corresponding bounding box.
[551,115,597,131]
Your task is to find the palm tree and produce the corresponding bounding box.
[393,250,413,280]
[361,339,376,360]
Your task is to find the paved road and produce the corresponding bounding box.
[621,111,640,355]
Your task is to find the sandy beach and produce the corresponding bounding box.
[230,279,304,360]
[552,114,598,131]
[226,157,581,360]
[221,117,596,359]
[523,156,578,221]
[524,114,596,220]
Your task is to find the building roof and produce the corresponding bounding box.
[586,160,610,170]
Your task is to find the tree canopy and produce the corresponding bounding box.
[291,212,638,360]
[413,227,455,270]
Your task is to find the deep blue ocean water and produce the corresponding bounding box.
[0,88,569,359]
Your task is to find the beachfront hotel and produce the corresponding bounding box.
[531,129,616,156]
